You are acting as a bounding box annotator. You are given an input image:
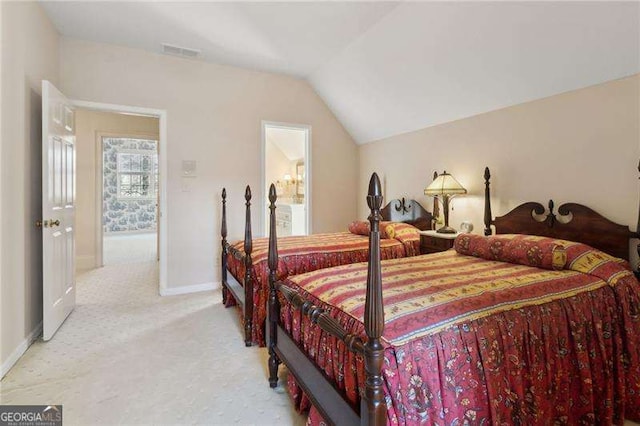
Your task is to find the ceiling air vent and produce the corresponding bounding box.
[161,43,201,59]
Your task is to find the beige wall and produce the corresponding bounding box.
[1,2,59,370]
[360,74,640,262]
[75,109,159,270]
[60,38,358,289]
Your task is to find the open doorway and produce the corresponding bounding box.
[74,108,161,273]
[262,122,311,237]
[100,135,159,265]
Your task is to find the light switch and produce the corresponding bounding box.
[181,176,195,192]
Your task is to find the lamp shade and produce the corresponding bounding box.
[424,171,467,196]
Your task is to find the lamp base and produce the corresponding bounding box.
[436,225,458,234]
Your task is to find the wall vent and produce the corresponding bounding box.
[161,43,201,59]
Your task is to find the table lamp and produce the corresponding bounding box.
[424,171,467,233]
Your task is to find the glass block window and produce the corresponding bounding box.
[117,150,158,199]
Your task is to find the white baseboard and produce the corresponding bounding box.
[76,254,96,271]
[105,229,157,235]
[1,322,42,379]
[160,281,220,296]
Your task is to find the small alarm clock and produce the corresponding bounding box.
[460,221,474,234]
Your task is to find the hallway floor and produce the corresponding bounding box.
[104,232,157,265]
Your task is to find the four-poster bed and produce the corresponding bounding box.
[265,167,640,425]
[220,187,435,346]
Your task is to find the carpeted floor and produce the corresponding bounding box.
[0,252,305,425]
[104,232,158,265]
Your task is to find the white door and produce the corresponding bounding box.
[41,81,76,341]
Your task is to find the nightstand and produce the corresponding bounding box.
[419,230,460,254]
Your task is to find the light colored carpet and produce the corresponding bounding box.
[104,232,157,265]
[0,258,305,425]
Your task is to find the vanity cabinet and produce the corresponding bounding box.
[276,204,305,236]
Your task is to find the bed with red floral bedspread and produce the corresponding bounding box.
[267,170,640,425]
[279,234,640,425]
[226,223,421,345]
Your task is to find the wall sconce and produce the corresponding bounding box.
[280,174,297,197]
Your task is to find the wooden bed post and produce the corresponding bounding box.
[432,171,439,230]
[221,188,228,305]
[243,185,253,347]
[636,160,640,277]
[267,184,280,387]
[484,167,492,236]
[362,173,387,426]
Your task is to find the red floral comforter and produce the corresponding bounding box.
[280,241,640,425]
[226,229,420,345]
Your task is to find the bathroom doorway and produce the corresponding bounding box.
[262,122,311,237]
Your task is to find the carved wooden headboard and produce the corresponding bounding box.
[381,198,433,231]
[483,167,637,261]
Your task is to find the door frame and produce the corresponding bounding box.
[72,100,168,294]
[260,121,312,237]
[95,131,160,268]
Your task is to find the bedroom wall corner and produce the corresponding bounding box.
[0,1,60,375]
[359,74,640,264]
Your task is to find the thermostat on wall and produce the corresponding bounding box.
[182,160,197,177]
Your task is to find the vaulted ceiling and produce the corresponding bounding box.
[41,1,640,144]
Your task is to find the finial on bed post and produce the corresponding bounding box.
[432,171,440,230]
[362,172,386,426]
[243,185,253,347]
[547,200,556,228]
[221,188,228,305]
[484,167,492,236]
[267,184,281,388]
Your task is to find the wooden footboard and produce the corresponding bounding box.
[267,184,362,423]
[220,185,255,346]
[267,174,387,426]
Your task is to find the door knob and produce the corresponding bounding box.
[37,219,60,228]
[36,219,60,228]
